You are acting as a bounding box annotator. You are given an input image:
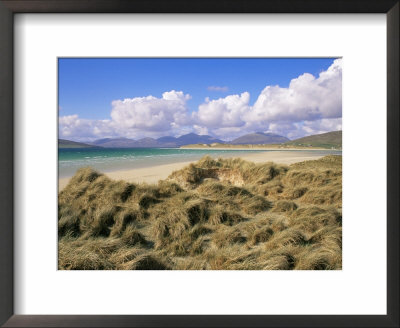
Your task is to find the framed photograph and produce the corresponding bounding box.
[0,0,398,327]
[57,56,344,272]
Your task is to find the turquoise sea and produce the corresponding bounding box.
[58,148,342,178]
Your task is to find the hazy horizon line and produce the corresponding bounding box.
[60,129,342,144]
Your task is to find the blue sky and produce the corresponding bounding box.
[58,58,342,142]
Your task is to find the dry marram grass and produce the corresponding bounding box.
[58,155,342,270]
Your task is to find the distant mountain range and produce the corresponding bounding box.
[230,132,290,145]
[58,130,342,149]
[89,133,224,148]
[91,137,142,148]
[285,131,342,148]
[58,139,100,149]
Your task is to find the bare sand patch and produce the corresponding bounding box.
[59,151,326,191]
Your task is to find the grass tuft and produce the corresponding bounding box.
[59,155,342,270]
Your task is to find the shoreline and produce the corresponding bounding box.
[179,147,336,151]
[58,151,336,191]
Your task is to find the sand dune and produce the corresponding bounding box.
[58,155,342,270]
[58,151,328,191]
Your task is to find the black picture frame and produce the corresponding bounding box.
[0,1,398,327]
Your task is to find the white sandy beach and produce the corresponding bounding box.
[181,146,330,151]
[59,151,328,191]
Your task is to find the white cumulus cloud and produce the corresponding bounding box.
[110,90,191,131]
[195,58,342,139]
[59,59,342,141]
[59,115,116,141]
[194,92,250,129]
[247,58,342,124]
[59,90,192,141]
